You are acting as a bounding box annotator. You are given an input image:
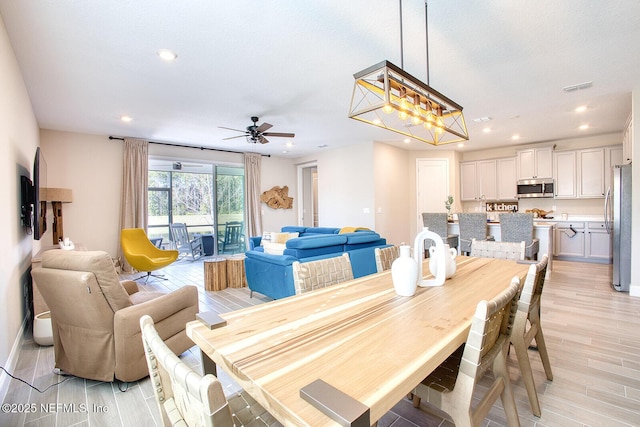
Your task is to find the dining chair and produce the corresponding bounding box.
[470,239,525,261]
[292,253,354,294]
[221,221,244,253]
[411,276,522,427]
[511,254,553,417]
[499,213,539,260]
[458,212,492,255]
[374,245,400,272]
[170,223,204,260]
[140,315,276,426]
[421,212,459,251]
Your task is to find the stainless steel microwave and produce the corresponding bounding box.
[517,179,554,198]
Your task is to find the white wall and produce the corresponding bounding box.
[372,143,411,246]
[297,142,377,229]
[40,130,123,255]
[0,14,40,385]
[260,156,297,232]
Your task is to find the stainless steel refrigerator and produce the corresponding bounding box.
[605,164,632,291]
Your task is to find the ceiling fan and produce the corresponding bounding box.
[219,116,295,144]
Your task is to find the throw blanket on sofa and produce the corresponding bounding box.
[339,226,370,234]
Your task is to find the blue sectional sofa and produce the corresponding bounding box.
[245,227,389,299]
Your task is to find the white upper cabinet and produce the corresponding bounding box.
[517,147,553,180]
[553,151,577,198]
[554,147,609,199]
[497,157,517,200]
[577,148,605,198]
[622,114,633,164]
[460,160,497,201]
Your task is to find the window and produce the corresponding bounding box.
[148,160,245,254]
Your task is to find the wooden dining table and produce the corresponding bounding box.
[186,256,530,427]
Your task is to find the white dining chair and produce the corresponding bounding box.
[511,254,553,417]
[411,276,522,427]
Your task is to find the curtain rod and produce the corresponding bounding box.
[108,136,271,157]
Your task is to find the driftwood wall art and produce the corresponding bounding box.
[260,185,294,209]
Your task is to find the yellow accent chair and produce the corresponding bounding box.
[121,228,179,281]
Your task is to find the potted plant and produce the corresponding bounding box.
[444,195,454,221]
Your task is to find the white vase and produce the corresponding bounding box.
[33,311,53,346]
[391,245,419,296]
[428,244,458,279]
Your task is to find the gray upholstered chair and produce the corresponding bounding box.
[292,253,354,294]
[499,213,539,259]
[374,245,400,273]
[458,212,492,255]
[421,213,459,252]
[411,276,522,427]
[511,254,553,417]
[470,239,525,261]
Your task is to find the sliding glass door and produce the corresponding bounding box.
[147,160,245,254]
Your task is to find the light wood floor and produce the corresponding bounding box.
[2,258,639,426]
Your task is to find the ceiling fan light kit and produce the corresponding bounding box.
[348,0,468,146]
[220,116,295,145]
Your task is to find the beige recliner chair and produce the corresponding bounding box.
[31,250,199,383]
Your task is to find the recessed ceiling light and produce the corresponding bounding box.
[579,124,590,130]
[511,134,520,141]
[285,141,295,148]
[403,138,411,144]
[120,115,133,123]
[157,49,178,61]
[575,105,588,113]
[483,127,491,133]
[457,143,465,148]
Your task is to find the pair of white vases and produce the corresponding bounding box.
[391,228,458,296]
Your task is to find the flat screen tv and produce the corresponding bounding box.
[21,147,47,240]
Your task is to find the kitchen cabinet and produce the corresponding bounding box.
[460,160,497,201]
[554,222,584,257]
[577,148,605,198]
[517,147,553,180]
[622,114,633,164]
[554,221,611,263]
[585,222,612,261]
[605,146,623,193]
[497,157,517,200]
[554,148,606,199]
[553,151,577,198]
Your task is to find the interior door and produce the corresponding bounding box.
[416,158,450,230]
[297,162,318,227]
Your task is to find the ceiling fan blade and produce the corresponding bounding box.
[263,132,295,138]
[222,135,247,140]
[256,122,273,132]
[218,126,246,133]
[258,135,269,144]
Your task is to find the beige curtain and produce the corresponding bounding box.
[118,138,149,272]
[244,152,262,241]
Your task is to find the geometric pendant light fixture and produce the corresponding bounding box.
[348,1,468,146]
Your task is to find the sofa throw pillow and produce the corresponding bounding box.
[262,241,287,255]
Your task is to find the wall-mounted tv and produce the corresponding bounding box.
[20,147,47,240]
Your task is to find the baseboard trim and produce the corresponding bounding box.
[0,317,28,404]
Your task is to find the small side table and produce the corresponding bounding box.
[204,258,227,291]
[226,255,247,288]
